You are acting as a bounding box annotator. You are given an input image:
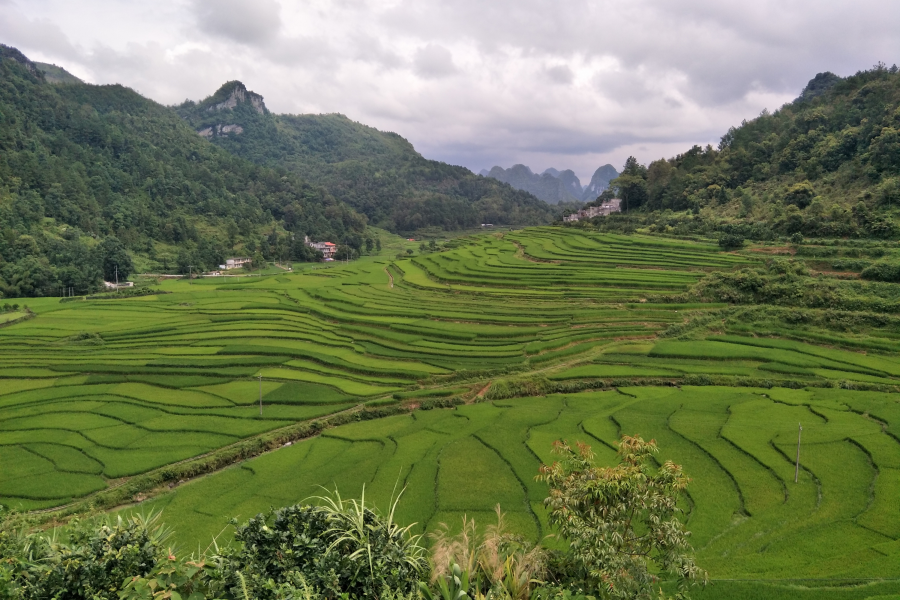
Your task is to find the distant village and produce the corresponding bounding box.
[216,236,337,274]
[563,198,622,223]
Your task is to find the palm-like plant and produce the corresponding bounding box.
[314,484,427,596]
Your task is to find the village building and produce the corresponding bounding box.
[563,198,622,222]
[304,236,337,260]
[221,257,252,270]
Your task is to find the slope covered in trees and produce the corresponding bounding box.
[602,64,900,240]
[0,46,366,297]
[175,82,555,232]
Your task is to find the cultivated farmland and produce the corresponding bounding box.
[141,386,900,582]
[3,228,900,598]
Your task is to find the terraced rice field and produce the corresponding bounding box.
[143,386,900,581]
[3,227,900,595]
[0,230,737,508]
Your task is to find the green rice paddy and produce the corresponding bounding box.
[139,386,900,581]
[2,228,899,596]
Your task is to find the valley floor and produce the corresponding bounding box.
[2,227,899,597]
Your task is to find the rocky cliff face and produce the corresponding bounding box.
[0,44,43,78]
[484,162,620,204]
[182,81,266,139]
[485,164,581,204]
[581,164,619,201]
[207,83,266,114]
[198,124,245,138]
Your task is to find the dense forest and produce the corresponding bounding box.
[175,82,555,232]
[594,64,900,240]
[0,46,367,297]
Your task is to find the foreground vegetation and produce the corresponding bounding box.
[0,436,707,600]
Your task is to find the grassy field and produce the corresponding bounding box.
[3,227,900,597]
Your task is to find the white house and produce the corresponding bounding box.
[563,198,622,222]
[221,257,252,270]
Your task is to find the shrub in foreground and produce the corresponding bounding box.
[0,512,172,600]
[537,437,707,600]
[0,489,426,600]
[217,487,426,600]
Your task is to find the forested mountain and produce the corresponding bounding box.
[33,62,82,84]
[486,163,618,204]
[175,82,554,231]
[0,45,366,297]
[604,64,900,239]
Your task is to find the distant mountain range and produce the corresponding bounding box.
[479,164,619,204]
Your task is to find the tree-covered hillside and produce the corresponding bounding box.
[0,46,366,297]
[175,82,555,232]
[602,64,900,240]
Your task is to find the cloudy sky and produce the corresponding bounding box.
[2,0,899,183]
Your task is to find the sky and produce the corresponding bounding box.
[2,1,899,184]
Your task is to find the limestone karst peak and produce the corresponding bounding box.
[206,80,266,114]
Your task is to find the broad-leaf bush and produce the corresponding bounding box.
[215,487,426,600]
[0,511,173,600]
[537,437,706,600]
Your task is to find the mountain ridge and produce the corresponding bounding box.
[175,81,555,232]
[0,45,366,297]
[484,163,619,204]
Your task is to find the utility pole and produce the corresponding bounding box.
[115,264,118,293]
[794,423,803,483]
[188,265,193,285]
[258,374,263,416]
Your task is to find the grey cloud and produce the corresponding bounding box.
[413,44,457,79]
[5,0,900,182]
[353,34,405,69]
[0,9,80,59]
[265,34,336,69]
[78,41,234,104]
[379,0,900,105]
[192,0,281,45]
[544,64,573,85]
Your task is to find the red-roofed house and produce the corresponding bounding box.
[304,236,338,260]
